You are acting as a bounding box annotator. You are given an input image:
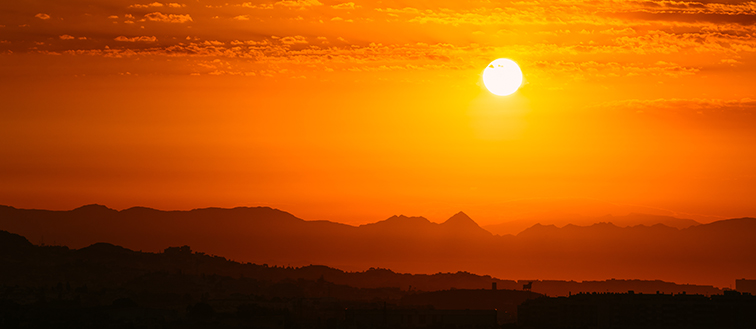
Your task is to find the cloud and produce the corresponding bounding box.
[26,38,478,77]
[59,35,75,40]
[600,28,635,35]
[241,2,274,9]
[376,7,420,14]
[275,0,323,9]
[230,39,269,45]
[115,35,158,42]
[531,60,700,80]
[366,1,756,29]
[613,30,756,55]
[144,12,193,23]
[720,58,740,66]
[279,35,308,45]
[129,2,164,8]
[11,0,756,81]
[332,2,359,10]
[35,13,50,20]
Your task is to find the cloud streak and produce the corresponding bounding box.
[115,36,158,42]
[3,0,756,86]
[144,12,193,23]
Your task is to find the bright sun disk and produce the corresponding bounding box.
[483,58,523,96]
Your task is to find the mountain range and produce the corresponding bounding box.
[482,212,701,235]
[1,204,754,288]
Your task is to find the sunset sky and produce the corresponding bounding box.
[2,0,756,225]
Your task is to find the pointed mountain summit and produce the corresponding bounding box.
[439,211,492,236]
[441,211,475,227]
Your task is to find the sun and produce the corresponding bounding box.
[482,58,523,96]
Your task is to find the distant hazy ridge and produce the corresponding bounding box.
[1,205,754,288]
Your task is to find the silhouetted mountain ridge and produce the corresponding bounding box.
[360,215,432,231]
[1,205,754,287]
[484,212,701,235]
[517,221,686,238]
[74,203,117,212]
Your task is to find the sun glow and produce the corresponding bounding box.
[482,59,523,96]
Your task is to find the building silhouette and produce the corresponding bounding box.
[736,279,756,295]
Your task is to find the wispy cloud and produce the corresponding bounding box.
[129,2,164,8]
[275,0,323,9]
[143,12,193,23]
[332,2,359,10]
[115,36,158,42]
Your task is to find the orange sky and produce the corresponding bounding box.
[2,0,756,225]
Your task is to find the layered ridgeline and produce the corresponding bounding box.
[1,205,754,288]
[483,213,701,236]
[0,230,722,297]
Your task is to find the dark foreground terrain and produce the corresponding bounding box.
[0,230,539,328]
[1,230,755,328]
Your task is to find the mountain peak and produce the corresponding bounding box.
[443,211,474,225]
[439,212,492,236]
[388,215,432,226]
[72,204,117,214]
[359,215,432,231]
